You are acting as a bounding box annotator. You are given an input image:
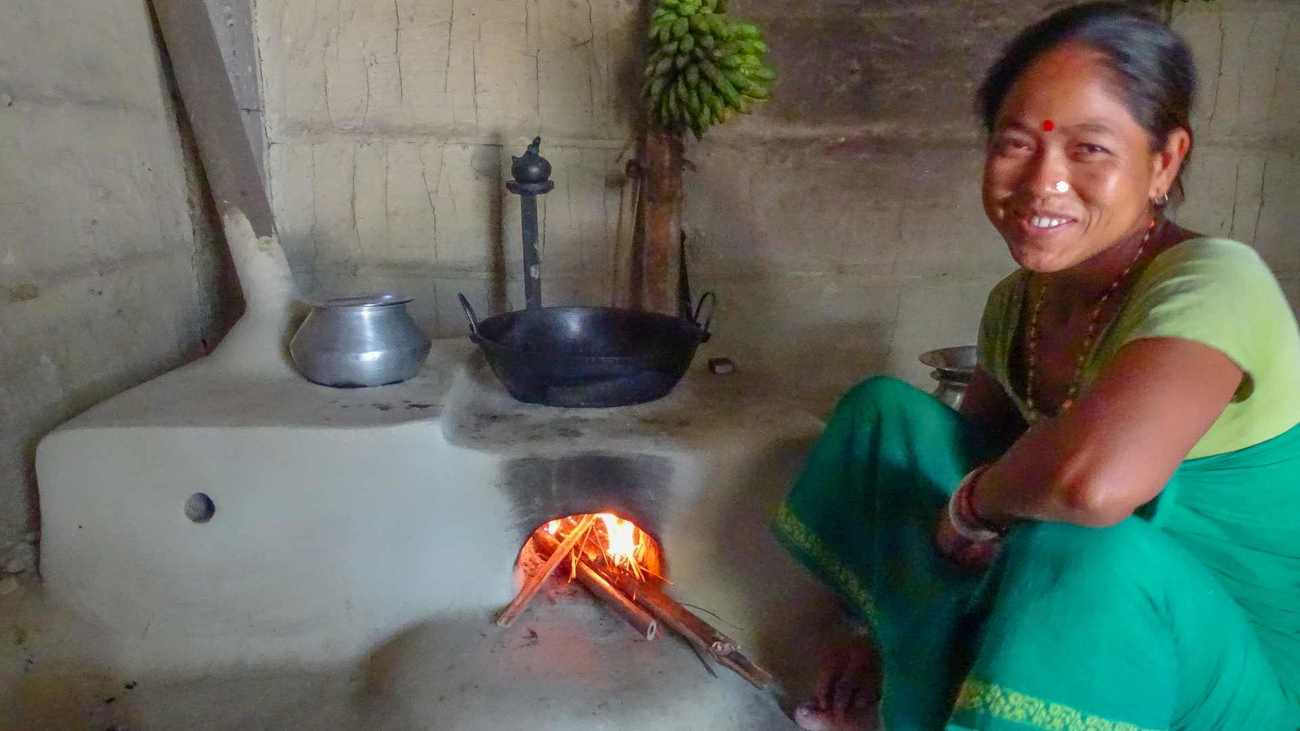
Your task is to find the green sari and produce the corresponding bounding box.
[775,378,1300,730]
[774,240,1300,729]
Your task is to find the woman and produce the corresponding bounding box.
[774,4,1300,730]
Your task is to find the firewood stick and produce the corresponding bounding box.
[496,514,598,627]
[620,578,735,655]
[715,650,775,689]
[611,577,771,688]
[575,561,660,641]
[629,586,772,688]
[540,537,773,689]
[534,530,659,640]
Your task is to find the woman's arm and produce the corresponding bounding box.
[971,337,1243,528]
[959,366,1026,450]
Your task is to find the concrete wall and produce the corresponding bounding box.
[1171,0,1299,307]
[255,0,1299,410]
[686,1,1060,405]
[256,0,643,334]
[0,1,234,557]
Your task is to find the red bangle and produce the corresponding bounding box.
[947,467,1000,542]
[962,468,1007,537]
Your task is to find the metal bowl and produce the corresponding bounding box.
[919,345,977,409]
[290,294,431,388]
[919,345,977,383]
[459,293,713,408]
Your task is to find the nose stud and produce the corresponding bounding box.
[1051,180,1070,193]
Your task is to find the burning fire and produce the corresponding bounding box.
[541,512,661,583]
[503,511,772,687]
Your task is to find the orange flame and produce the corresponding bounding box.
[598,513,638,567]
[539,512,658,583]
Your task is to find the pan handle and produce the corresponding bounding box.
[457,293,482,342]
[692,291,716,342]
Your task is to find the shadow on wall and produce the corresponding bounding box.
[148,0,245,344]
[690,280,895,413]
[680,149,898,410]
[499,453,675,545]
[1,0,245,567]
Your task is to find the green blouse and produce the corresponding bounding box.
[977,237,1300,458]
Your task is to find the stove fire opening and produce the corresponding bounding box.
[495,512,773,688]
[535,512,665,585]
[499,512,666,640]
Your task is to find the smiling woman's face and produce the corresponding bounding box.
[982,43,1171,273]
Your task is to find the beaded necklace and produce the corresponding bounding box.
[1025,218,1156,419]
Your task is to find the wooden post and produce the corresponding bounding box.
[634,129,684,314]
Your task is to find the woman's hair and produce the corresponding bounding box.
[977,2,1197,205]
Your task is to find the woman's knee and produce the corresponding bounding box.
[835,376,935,422]
[998,518,1169,588]
[844,375,920,403]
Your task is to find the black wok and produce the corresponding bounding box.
[458,293,714,408]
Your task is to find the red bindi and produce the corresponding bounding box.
[1041,119,1056,132]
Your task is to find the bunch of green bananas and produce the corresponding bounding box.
[642,0,775,138]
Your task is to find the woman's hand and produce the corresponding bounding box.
[934,506,1001,572]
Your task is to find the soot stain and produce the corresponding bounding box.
[499,452,672,542]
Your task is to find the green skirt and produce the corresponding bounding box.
[773,377,1300,730]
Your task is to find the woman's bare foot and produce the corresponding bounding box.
[793,701,879,731]
[793,636,881,731]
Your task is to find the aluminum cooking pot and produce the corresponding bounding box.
[290,294,431,387]
[919,345,977,409]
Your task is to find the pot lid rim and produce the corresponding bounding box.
[312,292,413,308]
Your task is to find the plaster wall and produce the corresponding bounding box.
[255,0,644,334]
[256,0,1299,412]
[0,0,232,553]
[688,0,1300,405]
[1171,0,1300,305]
